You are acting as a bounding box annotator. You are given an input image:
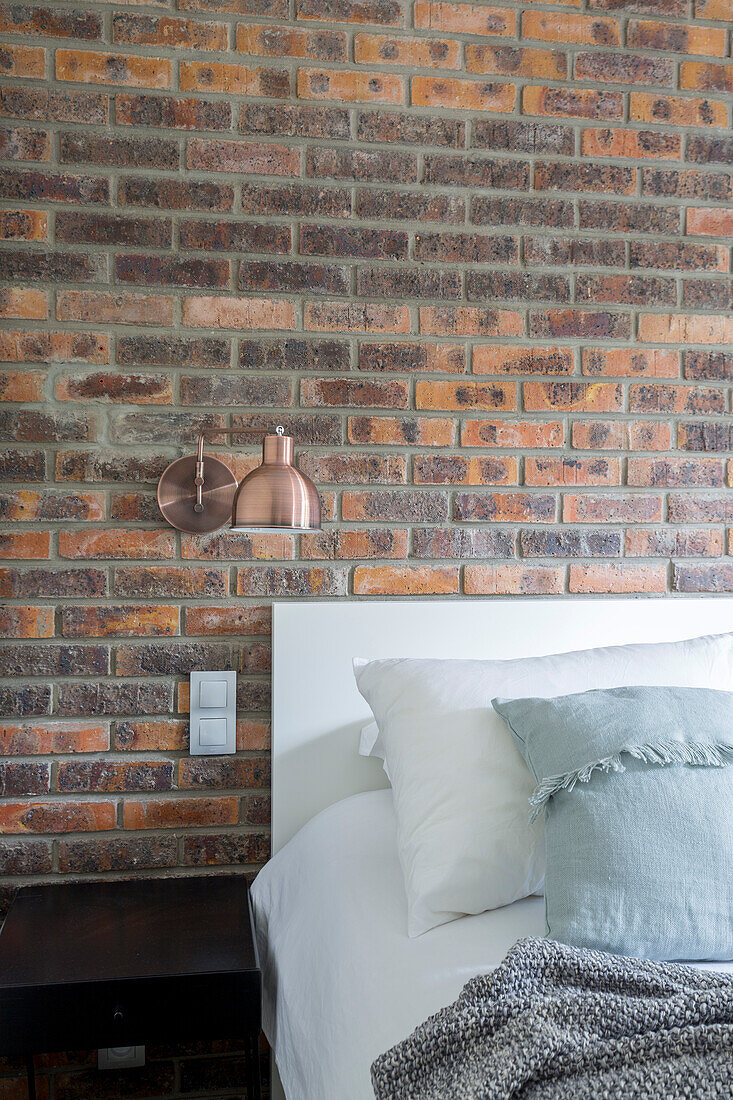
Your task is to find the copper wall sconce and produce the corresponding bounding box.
[157,426,321,535]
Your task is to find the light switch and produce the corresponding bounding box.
[189,671,236,756]
[200,679,227,709]
[200,717,228,747]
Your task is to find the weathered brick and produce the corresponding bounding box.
[0,840,51,875]
[301,528,408,560]
[413,2,515,36]
[0,800,115,834]
[180,531,293,559]
[343,489,447,522]
[525,457,621,486]
[119,176,233,212]
[687,135,733,165]
[529,310,631,340]
[520,529,621,557]
[583,348,679,378]
[115,566,227,599]
[0,449,45,480]
[416,379,516,411]
[628,457,724,487]
[467,271,570,303]
[357,110,464,147]
[424,153,529,189]
[523,85,623,120]
[114,14,228,50]
[467,44,566,79]
[2,761,50,798]
[629,19,726,55]
[0,209,47,240]
[354,564,458,595]
[474,345,573,376]
[0,643,108,677]
[306,146,417,182]
[413,76,514,112]
[123,797,237,829]
[56,50,171,89]
[58,835,177,874]
[236,566,347,596]
[638,314,733,345]
[185,605,270,636]
[674,564,733,593]
[55,449,171,483]
[304,301,410,333]
[574,51,673,85]
[462,419,563,448]
[183,831,269,866]
[0,168,108,205]
[630,92,727,128]
[182,296,296,330]
[116,93,231,130]
[643,168,730,201]
[232,410,342,444]
[0,371,45,401]
[631,241,728,273]
[0,410,94,443]
[414,454,517,485]
[412,527,514,558]
[0,125,50,161]
[668,495,733,523]
[0,606,54,638]
[563,494,663,523]
[348,415,455,446]
[576,274,676,306]
[242,181,351,218]
[626,529,723,557]
[56,372,172,405]
[581,128,680,160]
[359,342,464,373]
[472,119,573,154]
[465,564,564,595]
[0,685,51,717]
[241,103,349,139]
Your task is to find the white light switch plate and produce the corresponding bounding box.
[190,670,236,756]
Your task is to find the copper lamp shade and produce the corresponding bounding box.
[157,426,321,535]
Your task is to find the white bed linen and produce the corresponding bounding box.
[251,789,733,1100]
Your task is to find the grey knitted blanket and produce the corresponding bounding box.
[371,937,733,1099]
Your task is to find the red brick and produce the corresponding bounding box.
[0,532,50,559]
[467,45,566,79]
[56,372,172,405]
[681,62,733,93]
[180,61,289,97]
[0,288,47,320]
[473,345,573,376]
[301,377,408,408]
[115,719,187,752]
[0,490,104,521]
[412,76,514,112]
[348,415,455,446]
[302,528,408,559]
[526,457,621,487]
[0,722,108,755]
[465,564,564,595]
[572,420,672,451]
[0,607,54,639]
[123,798,238,829]
[687,208,733,238]
[354,565,459,595]
[569,564,667,593]
[238,23,346,59]
[356,32,460,68]
[0,371,45,402]
[581,128,680,160]
[629,383,724,414]
[0,44,46,78]
[0,209,47,240]
[185,606,270,636]
[0,6,102,38]
[359,342,464,373]
[62,605,178,639]
[114,14,229,50]
[524,381,622,412]
[523,86,623,121]
[58,530,175,560]
[57,291,173,326]
[182,296,296,330]
[414,454,517,485]
[0,801,115,834]
[639,314,733,344]
[420,306,522,336]
[299,67,404,103]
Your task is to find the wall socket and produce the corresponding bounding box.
[98,1047,145,1070]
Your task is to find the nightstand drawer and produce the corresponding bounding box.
[0,970,261,1055]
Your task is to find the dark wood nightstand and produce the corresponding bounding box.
[0,875,261,1099]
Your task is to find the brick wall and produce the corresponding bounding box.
[0,0,731,1090]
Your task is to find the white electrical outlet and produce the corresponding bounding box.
[98,1046,145,1070]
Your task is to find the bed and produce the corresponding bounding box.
[252,598,733,1100]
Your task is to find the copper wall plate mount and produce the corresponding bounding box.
[157,453,237,534]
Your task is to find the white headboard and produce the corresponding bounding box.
[272,597,733,853]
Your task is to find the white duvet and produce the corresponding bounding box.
[251,789,733,1100]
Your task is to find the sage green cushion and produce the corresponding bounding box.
[492,686,733,961]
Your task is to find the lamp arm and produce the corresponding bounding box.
[193,426,284,513]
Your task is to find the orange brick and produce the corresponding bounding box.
[681,61,733,93]
[626,528,723,557]
[58,530,176,559]
[638,314,733,344]
[123,798,238,829]
[473,345,574,375]
[695,0,732,18]
[0,801,116,834]
[180,61,285,96]
[524,381,623,412]
[304,302,410,333]
[115,719,187,752]
[237,24,347,59]
[571,420,672,451]
[414,2,516,37]
[525,456,621,486]
[63,604,179,637]
[57,291,173,326]
[182,296,296,330]
[56,49,170,88]
[462,419,564,448]
[465,564,564,595]
[414,454,517,484]
[412,76,514,112]
[301,528,409,559]
[0,288,47,320]
[356,33,460,69]
[569,563,667,594]
[687,208,733,237]
[348,415,456,447]
[0,606,54,638]
[0,331,108,365]
[416,380,516,411]
[466,45,566,79]
[181,531,293,559]
[420,307,522,336]
[630,21,727,57]
[1,44,46,78]
[630,93,727,128]
[0,532,50,559]
[581,128,681,160]
[185,605,270,636]
[298,67,404,103]
[236,720,270,752]
[0,371,45,401]
[0,722,109,755]
[353,565,459,595]
[582,349,678,378]
[522,11,619,46]
[0,210,47,241]
[0,490,105,520]
[523,85,623,120]
[115,14,228,50]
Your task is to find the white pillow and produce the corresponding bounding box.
[353,633,733,937]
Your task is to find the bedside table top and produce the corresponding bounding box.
[0,875,258,988]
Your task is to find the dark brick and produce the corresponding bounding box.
[114,567,227,599]
[357,267,461,299]
[0,684,51,716]
[342,489,448,522]
[0,567,107,598]
[57,760,173,793]
[424,154,529,190]
[0,449,45,480]
[240,103,349,138]
[182,832,269,867]
[683,352,733,381]
[58,835,177,873]
[520,529,621,557]
[416,231,517,264]
[301,223,408,259]
[472,119,574,154]
[0,409,95,443]
[0,5,102,37]
[107,411,224,445]
[0,839,51,875]
[412,527,514,558]
[687,135,733,165]
[55,450,171,483]
[56,212,172,248]
[453,493,556,523]
[575,51,673,85]
[536,162,635,194]
[472,197,574,227]
[239,259,349,295]
[306,146,417,182]
[0,126,49,161]
[117,335,230,369]
[0,248,104,283]
[1,763,50,797]
[357,109,464,147]
[180,219,290,253]
[677,421,733,452]
[116,93,232,130]
[241,182,351,218]
[468,272,570,302]
[232,412,342,444]
[356,188,464,223]
[0,169,108,204]
[119,177,233,212]
[0,644,108,677]
[682,279,732,310]
[674,565,733,594]
[116,642,230,676]
[358,343,464,373]
[239,339,348,373]
[630,241,727,271]
[525,237,625,266]
[179,757,269,789]
[115,254,229,289]
[57,680,173,716]
[180,375,292,406]
[0,87,108,125]
[579,201,681,234]
[54,1066,175,1100]
[59,132,179,170]
[642,168,730,201]
[529,310,631,339]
